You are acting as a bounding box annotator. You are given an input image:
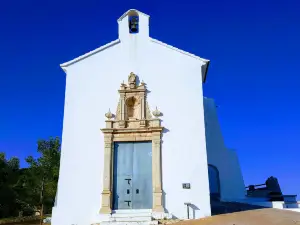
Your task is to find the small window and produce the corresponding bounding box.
[129,16,139,34]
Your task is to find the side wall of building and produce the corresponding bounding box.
[203,97,246,201]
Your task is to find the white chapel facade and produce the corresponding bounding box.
[51,9,246,225]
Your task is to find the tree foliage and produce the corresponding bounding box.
[0,137,61,219]
[0,154,21,218]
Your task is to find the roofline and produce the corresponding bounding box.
[60,39,120,69]
[117,9,150,22]
[150,38,209,63]
[60,37,210,82]
[150,38,210,83]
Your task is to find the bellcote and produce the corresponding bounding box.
[118,9,150,41]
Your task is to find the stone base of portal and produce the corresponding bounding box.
[95,221,158,225]
[92,209,172,225]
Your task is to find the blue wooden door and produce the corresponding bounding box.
[112,142,134,210]
[112,141,152,210]
[132,142,152,209]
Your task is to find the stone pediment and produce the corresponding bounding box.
[104,72,160,130]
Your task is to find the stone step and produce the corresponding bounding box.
[109,211,153,222]
[112,209,152,214]
[109,216,152,222]
[99,221,158,225]
[91,210,172,224]
[111,212,152,218]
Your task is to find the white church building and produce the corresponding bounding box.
[51,9,248,225]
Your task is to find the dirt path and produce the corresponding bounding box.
[169,209,300,225]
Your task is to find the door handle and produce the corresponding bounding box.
[124,200,131,207]
[125,178,131,185]
[127,189,130,194]
[136,189,139,194]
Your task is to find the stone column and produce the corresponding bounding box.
[99,133,113,214]
[120,93,125,121]
[141,94,145,120]
[140,95,146,127]
[152,130,164,212]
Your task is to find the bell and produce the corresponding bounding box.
[130,23,137,32]
[129,17,138,33]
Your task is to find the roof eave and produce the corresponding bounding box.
[60,39,121,70]
[150,38,209,63]
[202,60,210,83]
[117,9,150,22]
[150,38,210,83]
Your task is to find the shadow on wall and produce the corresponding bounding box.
[162,128,169,134]
[189,204,200,219]
[161,190,178,219]
[133,74,150,91]
[160,128,169,215]
[183,203,200,219]
[135,74,141,85]
[162,190,167,212]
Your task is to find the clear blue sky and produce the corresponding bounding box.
[0,0,299,198]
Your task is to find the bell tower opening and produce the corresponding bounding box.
[128,11,139,34]
[118,9,149,40]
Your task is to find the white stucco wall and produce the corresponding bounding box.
[203,97,246,201]
[52,10,210,225]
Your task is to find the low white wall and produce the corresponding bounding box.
[284,208,300,212]
[238,198,300,211]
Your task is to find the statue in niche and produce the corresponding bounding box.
[115,72,151,125]
[126,96,140,120]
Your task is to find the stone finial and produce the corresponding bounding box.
[120,80,126,89]
[128,72,136,89]
[105,109,113,120]
[152,107,161,118]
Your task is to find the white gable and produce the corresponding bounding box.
[60,9,210,83]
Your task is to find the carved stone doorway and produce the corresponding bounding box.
[99,73,164,214]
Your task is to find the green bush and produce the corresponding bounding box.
[0,216,39,224]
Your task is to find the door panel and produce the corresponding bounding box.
[112,142,134,209]
[112,141,153,210]
[132,142,153,209]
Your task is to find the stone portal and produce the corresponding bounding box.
[99,72,164,214]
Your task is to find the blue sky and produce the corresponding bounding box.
[0,0,299,198]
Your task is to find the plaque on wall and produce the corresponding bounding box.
[182,183,191,189]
